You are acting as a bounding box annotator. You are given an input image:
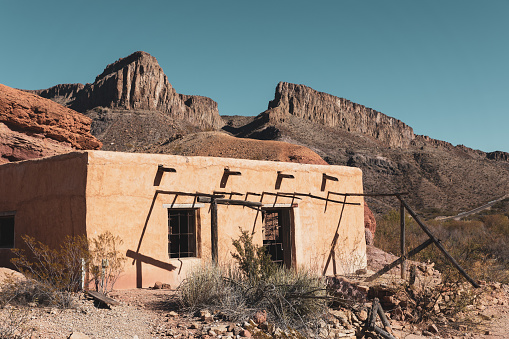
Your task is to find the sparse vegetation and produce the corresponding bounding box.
[375,210,509,284]
[177,230,328,331]
[88,232,127,295]
[7,232,126,309]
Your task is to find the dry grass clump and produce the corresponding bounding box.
[177,230,327,331]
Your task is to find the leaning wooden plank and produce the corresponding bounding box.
[366,238,433,282]
[398,197,480,288]
[87,291,120,306]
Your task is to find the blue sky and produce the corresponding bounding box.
[1,1,508,152]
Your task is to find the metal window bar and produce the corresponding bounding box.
[168,209,196,258]
[263,210,284,266]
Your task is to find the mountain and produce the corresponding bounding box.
[0,84,101,164]
[29,51,223,152]
[223,82,509,215]
[26,51,509,216]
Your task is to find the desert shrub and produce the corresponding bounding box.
[231,229,276,281]
[11,235,89,308]
[88,231,127,295]
[9,232,126,308]
[375,210,509,284]
[178,231,327,331]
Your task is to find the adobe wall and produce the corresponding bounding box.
[85,151,366,289]
[0,153,88,268]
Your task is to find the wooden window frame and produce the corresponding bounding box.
[168,208,198,259]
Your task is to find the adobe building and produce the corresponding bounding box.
[0,151,366,289]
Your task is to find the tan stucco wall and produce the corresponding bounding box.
[84,151,366,289]
[0,153,88,268]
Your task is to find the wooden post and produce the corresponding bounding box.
[400,201,406,279]
[211,198,218,264]
[397,197,480,288]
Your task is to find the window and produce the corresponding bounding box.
[0,214,15,249]
[168,209,196,258]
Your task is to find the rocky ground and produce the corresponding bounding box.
[2,254,508,339]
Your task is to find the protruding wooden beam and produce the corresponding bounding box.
[321,173,338,191]
[275,171,295,190]
[220,167,241,188]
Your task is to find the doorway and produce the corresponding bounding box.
[262,208,293,269]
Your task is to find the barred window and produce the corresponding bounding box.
[168,209,196,258]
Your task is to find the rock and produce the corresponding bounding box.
[167,311,178,317]
[358,309,368,321]
[427,323,439,334]
[29,83,85,107]
[68,332,90,339]
[253,310,267,325]
[153,281,163,289]
[240,329,252,338]
[160,131,328,165]
[266,82,415,148]
[364,204,377,236]
[0,84,101,163]
[199,309,213,323]
[365,229,374,245]
[210,325,228,334]
[0,267,25,286]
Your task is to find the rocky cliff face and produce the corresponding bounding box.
[266,82,415,148]
[0,84,101,163]
[61,51,223,130]
[29,83,85,106]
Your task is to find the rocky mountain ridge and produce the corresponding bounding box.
[31,51,223,130]
[224,82,509,215]
[266,82,415,148]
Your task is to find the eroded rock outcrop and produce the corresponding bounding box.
[54,51,223,130]
[29,83,85,106]
[266,82,415,148]
[0,84,101,163]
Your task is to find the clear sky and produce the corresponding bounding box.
[1,1,508,152]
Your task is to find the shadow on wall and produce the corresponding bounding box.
[126,250,177,288]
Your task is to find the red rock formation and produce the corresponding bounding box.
[364,204,376,235]
[266,82,415,148]
[0,84,101,163]
[69,51,223,130]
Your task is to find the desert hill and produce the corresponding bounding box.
[223,82,509,215]
[0,84,101,164]
[143,131,327,165]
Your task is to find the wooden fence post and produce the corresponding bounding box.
[400,200,406,279]
[211,198,218,264]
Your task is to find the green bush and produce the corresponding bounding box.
[231,229,276,282]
